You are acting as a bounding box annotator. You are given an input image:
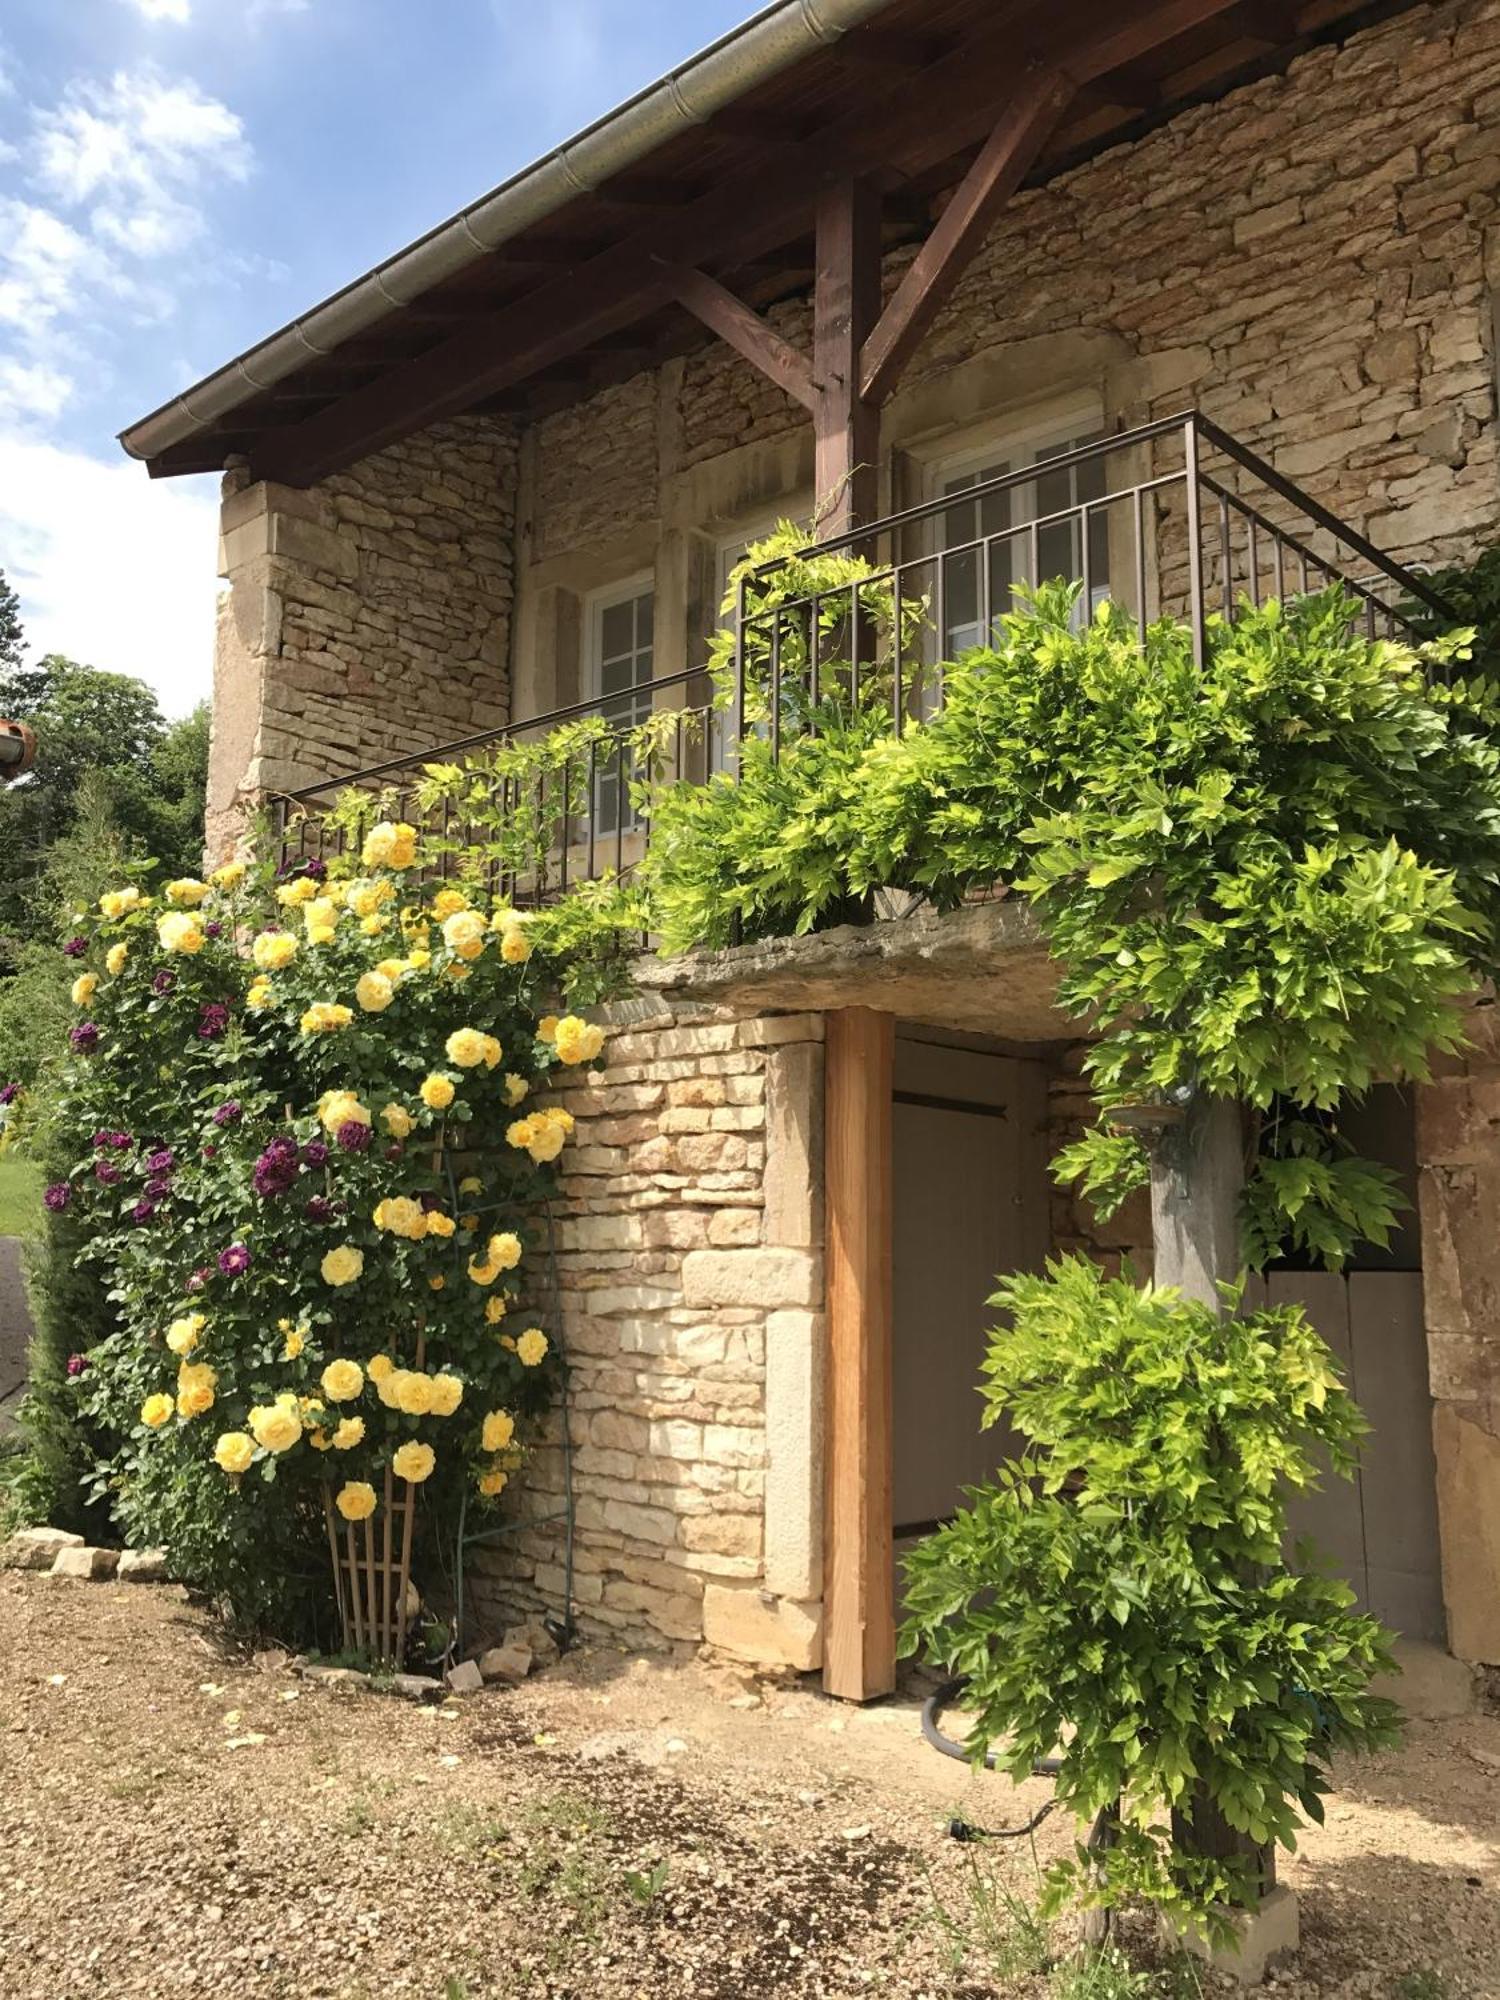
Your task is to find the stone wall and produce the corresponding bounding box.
[1416,997,1500,1662]
[207,417,517,859]
[466,1001,827,1669]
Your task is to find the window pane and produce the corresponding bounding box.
[599,598,634,660]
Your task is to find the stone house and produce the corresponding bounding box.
[123,0,1500,1700]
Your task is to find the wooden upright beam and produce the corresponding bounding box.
[812,177,883,533]
[661,262,818,412]
[860,65,1072,406]
[823,1006,895,1702]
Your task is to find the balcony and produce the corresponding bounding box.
[273,411,1453,901]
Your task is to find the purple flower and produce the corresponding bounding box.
[152,970,176,996]
[212,1101,242,1128]
[66,1354,86,1379]
[131,1199,157,1224]
[384,1143,404,1162]
[43,1182,71,1212]
[202,1144,218,1159]
[336,1120,372,1154]
[218,1243,251,1276]
[0,1082,18,1106]
[419,1189,442,1212]
[70,1022,99,1053]
[204,921,224,940]
[252,1135,300,1199]
[185,1265,212,1292]
[197,1002,230,1041]
[305,1194,335,1223]
[145,1175,172,1199]
[301,1139,329,1167]
[94,1162,120,1186]
[63,937,87,960]
[144,1148,175,1177]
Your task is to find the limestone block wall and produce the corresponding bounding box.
[466,1002,827,1668]
[1416,998,1500,1663]
[207,416,518,859]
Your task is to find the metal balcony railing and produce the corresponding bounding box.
[273,410,1454,898]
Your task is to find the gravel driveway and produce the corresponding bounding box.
[1,1574,1496,2000]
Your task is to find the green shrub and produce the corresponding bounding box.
[900,1255,1401,1939]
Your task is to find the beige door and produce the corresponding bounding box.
[891,1033,1049,1536]
[1264,1271,1445,1642]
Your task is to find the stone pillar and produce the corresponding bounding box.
[1416,1013,1500,1665]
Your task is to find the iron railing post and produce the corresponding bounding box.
[1184,412,1207,670]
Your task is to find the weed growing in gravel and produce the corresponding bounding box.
[1394,1972,1451,2000]
[622,1858,670,1907]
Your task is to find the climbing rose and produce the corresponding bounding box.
[218,1243,252,1276]
[63,937,87,959]
[212,1101,242,1127]
[197,1002,230,1041]
[94,1162,120,1186]
[336,1120,372,1154]
[69,1022,99,1052]
[0,1082,18,1106]
[66,1354,86,1379]
[131,1199,158,1224]
[144,1148,176,1177]
[43,1183,71,1212]
[301,1139,329,1167]
[152,970,176,996]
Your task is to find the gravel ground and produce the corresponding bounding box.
[1,1574,1497,2000]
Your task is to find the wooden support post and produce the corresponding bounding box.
[823,1006,895,1701]
[812,177,883,534]
[660,261,818,412]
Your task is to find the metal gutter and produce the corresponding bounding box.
[118,0,899,468]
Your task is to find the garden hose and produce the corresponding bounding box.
[925,1676,1070,1844]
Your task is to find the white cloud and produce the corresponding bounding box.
[0,357,73,424]
[116,0,309,20]
[32,68,250,258]
[0,199,95,332]
[125,0,193,21]
[0,436,218,713]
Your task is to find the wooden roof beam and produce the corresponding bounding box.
[860,64,1074,405]
[660,261,817,411]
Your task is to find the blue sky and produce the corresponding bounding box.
[0,0,753,712]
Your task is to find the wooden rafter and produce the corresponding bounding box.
[660,262,818,412]
[859,63,1074,406]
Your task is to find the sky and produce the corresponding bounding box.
[0,0,754,716]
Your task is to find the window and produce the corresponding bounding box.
[930,416,1113,655]
[586,577,654,834]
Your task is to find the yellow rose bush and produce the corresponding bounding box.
[39,828,600,1642]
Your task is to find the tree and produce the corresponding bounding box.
[0,567,22,680]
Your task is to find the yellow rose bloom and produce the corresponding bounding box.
[99,885,143,919]
[394,1370,436,1416]
[526,1120,566,1164]
[367,1352,395,1383]
[374,957,406,983]
[176,1361,218,1418]
[360,913,390,936]
[361,820,418,870]
[214,1430,255,1475]
[481,1409,515,1453]
[156,910,204,955]
[355,971,394,1013]
[425,1210,456,1240]
[303,897,339,944]
[282,1324,306,1360]
[441,910,487,962]
[428,1275,446,1292]
[246,977,273,1011]
[554,1015,606,1066]
[300,1002,353,1034]
[70,972,97,1007]
[537,1015,559,1044]
[105,942,128,977]
[373,1195,427,1240]
[458,1174,483,1195]
[321,1358,365,1403]
[165,877,209,907]
[347,878,393,919]
[407,946,432,970]
[277,877,319,907]
[332,1416,365,1451]
[506,1116,536,1151]
[429,1373,464,1417]
[478,1468,508,1498]
[321,1245,364,1287]
[484,1295,507,1325]
[516,1329,549,1368]
[420,1074,455,1111]
[392,1441,436,1484]
[380,1102,413,1140]
[489,1232,522,1271]
[308,1428,332,1451]
[249,1403,301,1453]
[499,927,532,964]
[317,1089,370,1134]
[166,1312,205,1357]
[503,1073,529,1108]
[140,1391,175,1428]
[432,888,469,919]
[209,860,246,890]
[375,1369,404,1409]
[252,930,298,971]
[336,1480,378,1522]
[444,1026,490,1069]
[467,1256,499,1287]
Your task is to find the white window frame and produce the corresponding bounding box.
[583,572,655,833]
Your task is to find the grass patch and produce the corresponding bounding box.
[0,1155,42,1239]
